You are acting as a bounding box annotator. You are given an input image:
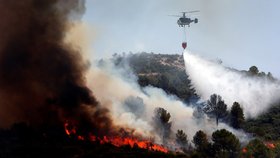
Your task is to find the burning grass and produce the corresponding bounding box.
[64,122,169,153]
[0,123,185,158]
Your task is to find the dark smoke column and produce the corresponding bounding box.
[0,0,111,135]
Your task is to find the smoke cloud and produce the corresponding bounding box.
[86,58,249,145]
[0,0,112,136]
[87,60,192,142]
[184,51,280,118]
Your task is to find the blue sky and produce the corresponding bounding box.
[83,0,280,78]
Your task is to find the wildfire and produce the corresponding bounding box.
[265,142,275,149]
[95,136,168,153]
[64,122,76,135]
[64,122,168,153]
[242,147,247,153]
[242,142,277,155]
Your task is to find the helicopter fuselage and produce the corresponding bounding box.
[177,17,197,27]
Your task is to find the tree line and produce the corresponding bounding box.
[153,93,279,157]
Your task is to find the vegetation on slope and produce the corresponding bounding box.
[112,52,280,141]
[112,52,196,101]
[244,103,280,140]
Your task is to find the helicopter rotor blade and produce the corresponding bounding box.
[168,15,181,17]
[182,10,200,14]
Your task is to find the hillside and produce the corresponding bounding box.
[113,52,196,101]
[112,52,280,141]
[244,103,280,140]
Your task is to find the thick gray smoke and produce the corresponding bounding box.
[0,0,114,137]
[124,96,145,118]
[184,50,280,118]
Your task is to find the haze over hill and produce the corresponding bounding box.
[111,51,280,141]
[112,52,278,102]
[112,52,195,100]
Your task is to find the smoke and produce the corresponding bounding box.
[184,50,280,118]
[87,60,191,142]
[124,96,145,118]
[0,0,112,136]
[86,58,249,145]
[0,1,254,150]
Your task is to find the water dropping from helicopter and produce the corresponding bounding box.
[170,11,199,50]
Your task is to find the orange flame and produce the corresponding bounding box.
[242,147,247,153]
[77,135,85,140]
[96,136,168,153]
[64,122,168,153]
[265,143,275,149]
[64,122,76,135]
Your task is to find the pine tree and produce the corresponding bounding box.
[193,130,208,151]
[204,94,227,126]
[176,130,188,148]
[230,102,245,129]
[249,66,259,75]
[153,107,172,144]
[212,129,241,158]
[193,130,214,157]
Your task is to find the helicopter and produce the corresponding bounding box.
[169,11,199,50]
[170,11,199,27]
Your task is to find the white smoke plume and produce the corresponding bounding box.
[86,60,194,143]
[184,50,280,118]
[85,57,249,146]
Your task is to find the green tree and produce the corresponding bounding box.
[192,130,215,158]
[230,102,245,129]
[259,71,266,77]
[267,72,275,81]
[204,94,227,126]
[249,66,259,75]
[212,129,241,158]
[176,130,188,149]
[193,130,208,151]
[153,107,172,144]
